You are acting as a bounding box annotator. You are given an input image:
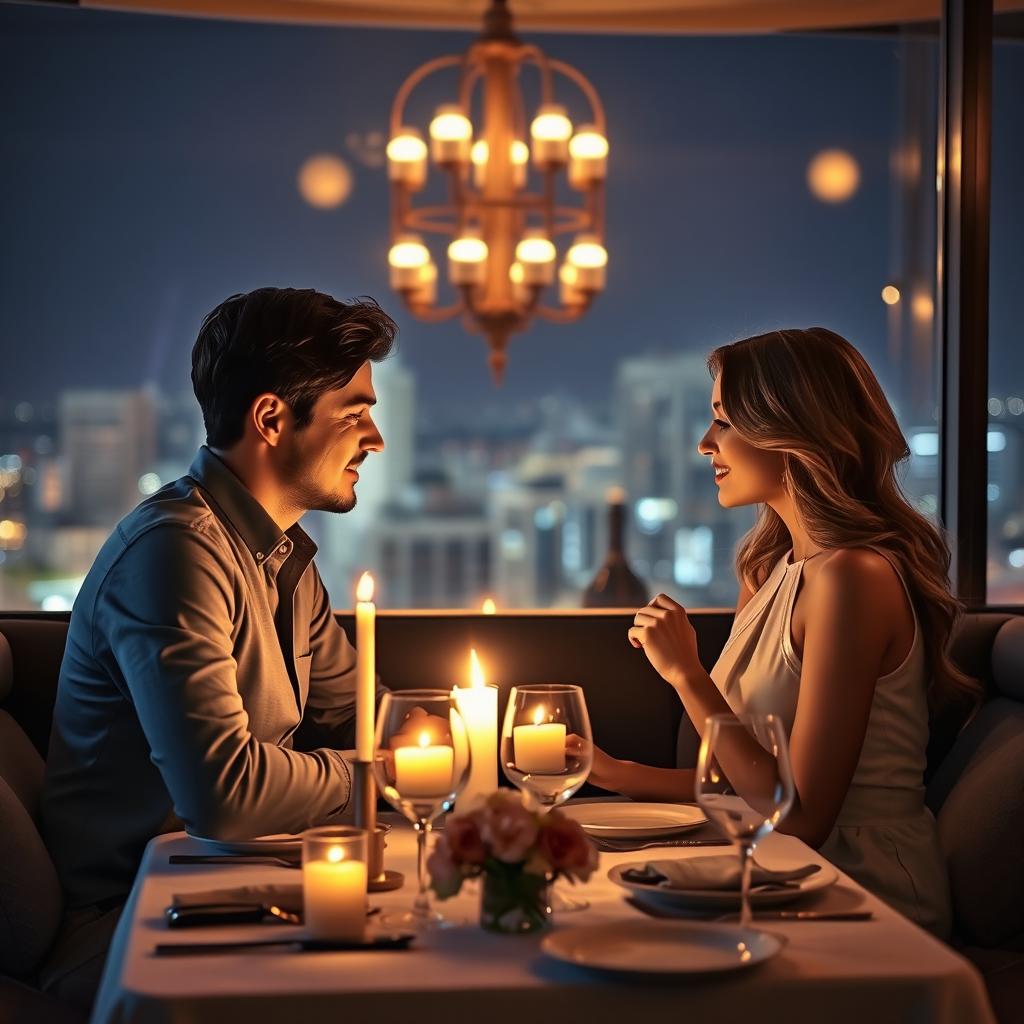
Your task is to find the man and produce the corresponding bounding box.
[40,287,396,1004]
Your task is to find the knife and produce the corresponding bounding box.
[154,931,414,955]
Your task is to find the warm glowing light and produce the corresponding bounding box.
[470,139,488,167]
[388,237,430,269]
[389,236,431,289]
[430,106,472,142]
[471,139,529,188]
[532,705,546,727]
[881,285,901,305]
[469,648,486,688]
[448,236,488,264]
[912,292,935,321]
[481,598,497,615]
[516,234,556,265]
[387,129,428,189]
[429,105,472,164]
[531,105,572,142]
[807,149,861,203]
[567,238,608,269]
[387,130,428,164]
[567,235,608,290]
[0,520,26,546]
[448,232,488,285]
[297,154,353,209]
[569,129,608,161]
[326,845,345,863]
[509,262,524,284]
[418,731,431,748]
[356,571,375,603]
[559,262,583,305]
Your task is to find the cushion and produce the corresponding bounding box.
[0,709,45,820]
[935,697,1024,947]
[0,629,11,702]
[0,775,62,977]
[992,616,1024,701]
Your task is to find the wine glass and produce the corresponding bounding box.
[695,712,795,929]
[500,684,593,911]
[372,690,471,929]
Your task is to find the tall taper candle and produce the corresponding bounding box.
[355,572,376,763]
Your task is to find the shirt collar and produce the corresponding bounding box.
[187,447,317,565]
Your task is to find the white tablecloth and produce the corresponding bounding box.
[91,814,994,1024]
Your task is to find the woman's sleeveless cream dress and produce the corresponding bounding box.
[709,547,952,937]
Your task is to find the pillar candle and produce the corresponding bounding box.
[453,649,497,809]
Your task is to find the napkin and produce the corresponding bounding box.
[622,856,820,892]
[172,884,303,914]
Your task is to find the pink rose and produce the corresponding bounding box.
[446,814,487,866]
[479,791,540,864]
[537,813,599,882]
[427,835,464,899]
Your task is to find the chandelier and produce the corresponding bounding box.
[385,0,608,383]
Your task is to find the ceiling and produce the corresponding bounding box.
[76,0,1024,34]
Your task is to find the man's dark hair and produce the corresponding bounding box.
[191,287,398,448]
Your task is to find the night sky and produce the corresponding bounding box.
[1,4,1021,418]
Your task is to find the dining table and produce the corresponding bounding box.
[90,805,995,1024]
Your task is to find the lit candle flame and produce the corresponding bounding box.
[356,571,374,603]
[532,705,546,727]
[469,648,486,689]
[326,845,344,863]
[481,597,496,615]
[418,731,430,748]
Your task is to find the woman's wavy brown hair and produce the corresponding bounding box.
[708,327,979,715]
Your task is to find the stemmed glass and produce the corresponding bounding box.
[695,712,795,928]
[500,684,593,911]
[372,690,471,929]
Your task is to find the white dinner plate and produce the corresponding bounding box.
[192,834,302,856]
[560,802,707,838]
[541,920,783,976]
[608,859,838,910]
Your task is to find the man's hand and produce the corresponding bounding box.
[627,593,702,690]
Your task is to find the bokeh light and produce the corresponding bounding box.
[297,154,354,209]
[807,148,861,203]
[881,285,901,305]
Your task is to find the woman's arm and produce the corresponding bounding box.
[630,550,903,848]
[589,746,695,802]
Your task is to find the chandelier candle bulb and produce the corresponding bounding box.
[559,263,584,306]
[354,572,376,763]
[567,235,608,291]
[568,126,608,187]
[387,128,428,190]
[453,649,498,810]
[429,105,472,165]
[388,236,431,290]
[448,234,488,285]
[471,139,529,189]
[515,233,557,286]
[394,733,455,798]
[509,262,531,304]
[513,706,567,773]
[415,261,438,305]
[530,104,573,166]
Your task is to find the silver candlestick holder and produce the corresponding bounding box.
[353,759,404,892]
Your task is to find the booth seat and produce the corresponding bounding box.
[0,609,1021,1023]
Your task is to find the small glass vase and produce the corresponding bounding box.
[479,866,552,934]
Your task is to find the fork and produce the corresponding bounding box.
[591,837,732,853]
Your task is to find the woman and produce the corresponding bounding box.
[590,327,978,937]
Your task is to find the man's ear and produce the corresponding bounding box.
[250,393,289,447]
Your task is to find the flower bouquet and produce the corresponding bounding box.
[427,790,599,933]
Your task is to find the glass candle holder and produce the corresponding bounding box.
[302,826,369,942]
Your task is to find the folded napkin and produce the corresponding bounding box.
[622,856,820,892]
[172,884,303,914]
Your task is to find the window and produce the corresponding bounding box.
[987,16,1024,603]
[0,7,946,611]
